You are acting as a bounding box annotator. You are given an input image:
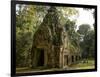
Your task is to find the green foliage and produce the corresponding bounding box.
[84,30,95,57]
[77,24,95,58]
[64,19,80,53]
[16,4,48,67]
[57,7,78,26]
[77,24,91,35]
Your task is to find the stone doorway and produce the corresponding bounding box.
[64,55,68,66]
[37,48,44,66]
[72,56,74,62]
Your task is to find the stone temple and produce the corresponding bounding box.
[31,6,81,69]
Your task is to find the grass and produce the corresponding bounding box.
[68,59,95,70]
[16,59,95,73]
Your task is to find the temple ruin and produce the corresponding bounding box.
[31,6,81,69]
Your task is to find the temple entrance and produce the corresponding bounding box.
[37,48,44,66]
[64,55,68,66]
[72,56,74,62]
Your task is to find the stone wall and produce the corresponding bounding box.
[31,6,81,69]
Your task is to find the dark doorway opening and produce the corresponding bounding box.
[37,48,44,66]
[64,55,68,65]
[72,56,74,62]
[76,56,78,61]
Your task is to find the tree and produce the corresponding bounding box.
[77,24,91,35]
[64,19,80,53]
[57,7,78,26]
[16,4,48,67]
[77,24,95,59]
[83,30,95,58]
